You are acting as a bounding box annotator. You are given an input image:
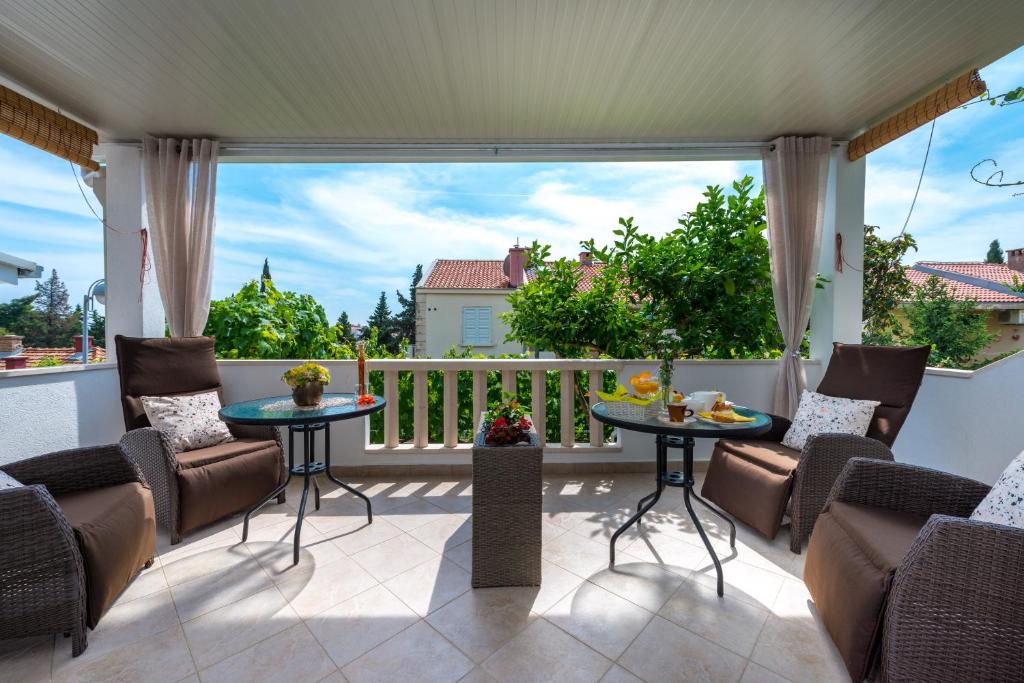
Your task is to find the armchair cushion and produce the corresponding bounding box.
[141,390,234,452]
[176,437,280,470]
[177,444,282,535]
[55,482,156,627]
[781,390,879,451]
[701,439,800,538]
[804,501,929,682]
[970,449,1024,529]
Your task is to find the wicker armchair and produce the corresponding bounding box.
[701,343,930,553]
[805,458,1023,682]
[115,335,286,545]
[0,444,157,656]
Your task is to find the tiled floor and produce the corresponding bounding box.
[0,473,849,683]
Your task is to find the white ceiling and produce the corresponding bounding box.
[1,0,1023,145]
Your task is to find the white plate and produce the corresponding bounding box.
[657,415,696,425]
[695,410,753,426]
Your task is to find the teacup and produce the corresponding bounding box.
[687,390,723,413]
[667,403,694,422]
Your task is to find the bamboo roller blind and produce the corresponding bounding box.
[847,70,985,162]
[0,84,99,171]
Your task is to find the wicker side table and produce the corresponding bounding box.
[471,427,542,588]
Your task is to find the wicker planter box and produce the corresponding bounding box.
[471,423,543,588]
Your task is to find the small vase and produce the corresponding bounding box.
[292,382,324,407]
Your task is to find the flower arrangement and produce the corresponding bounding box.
[481,395,533,446]
[282,362,331,388]
[654,328,684,411]
[356,394,376,407]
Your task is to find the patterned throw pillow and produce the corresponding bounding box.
[141,391,235,452]
[781,390,880,451]
[971,450,1024,529]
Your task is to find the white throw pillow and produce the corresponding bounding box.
[970,450,1024,529]
[141,391,234,452]
[781,390,880,451]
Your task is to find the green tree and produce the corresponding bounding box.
[28,269,76,347]
[0,294,36,336]
[395,264,422,345]
[584,176,781,358]
[986,239,1005,264]
[334,310,355,344]
[260,258,273,293]
[904,275,996,367]
[502,243,647,358]
[204,279,346,359]
[365,291,402,354]
[862,225,917,344]
[88,309,106,348]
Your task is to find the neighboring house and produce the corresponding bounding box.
[0,334,105,370]
[415,246,600,358]
[904,247,1024,358]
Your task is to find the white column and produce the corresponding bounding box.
[97,143,164,358]
[810,144,865,362]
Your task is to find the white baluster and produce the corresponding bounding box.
[560,369,575,448]
[588,369,603,447]
[384,370,399,448]
[413,370,428,448]
[472,370,487,433]
[443,370,458,448]
[531,369,546,447]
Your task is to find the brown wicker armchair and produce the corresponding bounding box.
[701,343,930,553]
[115,335,287,545]
[0,443,156,656]
[804,458,1023,682]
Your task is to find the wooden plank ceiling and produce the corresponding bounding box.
[0,0,1022,144]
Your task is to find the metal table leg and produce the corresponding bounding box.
[292,426,313,565]
[672,436,727,596]
[323,423,373,523]
[610,435,666,566]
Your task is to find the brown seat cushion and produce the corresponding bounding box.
[804,501,929,682]
[700,440,800,539]
[176,441,282,535]
[176,438,279,470]
[55,483,156,628]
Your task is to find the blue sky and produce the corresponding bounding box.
[2,47,1024,323]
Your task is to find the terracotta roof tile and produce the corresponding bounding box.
[16,346,107,367]
[421,259,604,291]
[905,268,1024,304]
[917,261,1024,287]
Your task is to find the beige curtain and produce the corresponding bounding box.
[143,137,219,337]
[762,136,832,417]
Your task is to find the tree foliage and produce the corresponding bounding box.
[364,291,403,354]
[27,269,78,347]
[395,264,422,345]
[904,275,996,367]
[986,239,1005,264]
[862,225,917,344]
[335,311,355,344]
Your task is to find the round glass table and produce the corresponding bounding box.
[591,402,772,596]
[219,393,385,565]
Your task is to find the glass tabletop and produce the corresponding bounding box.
[219,392,386,426]
[591,402,772,439]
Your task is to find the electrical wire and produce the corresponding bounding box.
[899,118,936,236]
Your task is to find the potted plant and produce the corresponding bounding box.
[480,395,534,446]
[282,362,331,407]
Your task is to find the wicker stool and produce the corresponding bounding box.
[471,428,542,587]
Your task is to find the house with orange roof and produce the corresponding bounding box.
[415,245,601,358]
[904,247,1024,358]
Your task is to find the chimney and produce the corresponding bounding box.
[508,246,527,287]
[1007,248,1024,273]
[578,251,593,266]
[72,335,94,353]
[0,335,23,353]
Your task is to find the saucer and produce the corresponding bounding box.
[657,415,696,425]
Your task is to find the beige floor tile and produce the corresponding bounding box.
[342,620,474,683]
[587,561,684,613]
[619,616,747,683]
[160,537,254,587]
[305,584,419,668]
[380,498,451,532]
[689,558,786,609]
[425,587,538,663]
[659,579,770,657]
[350,534,438,582]
[157,521,240,557]
[482,618,612,683]
[407,514,472,552]
[170,557,273,622]
[248,528,347,584]
[383,556,471,616]
[421,482,474,513]
[52,625,194,683]
[304,498,374,536]
[118,561,170,603]
[317,671,347,683]
[183,585,300,669]
[741,662,793,683]
[568,506,641,544]
[327,516,404,556]
[0,635,52,683]
[544,582,654,659]
[542,531,624,579]
[528,558,587,613]
[457,667,498,683]
[622,530,708,576]
[599,664,644,683]
[276,555,379,618]
[199,622,336,683]
[57,588,178,660]
[443,538,473,570]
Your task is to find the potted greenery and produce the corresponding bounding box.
[479,396,534,446]
[282,362,331,407]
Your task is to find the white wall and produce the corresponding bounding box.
[418,290,524,358]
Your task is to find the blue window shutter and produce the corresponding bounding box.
[462,306,492,345]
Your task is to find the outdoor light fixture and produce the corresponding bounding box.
[81,279,105,365]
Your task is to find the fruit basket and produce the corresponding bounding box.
[596,377,660,420]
